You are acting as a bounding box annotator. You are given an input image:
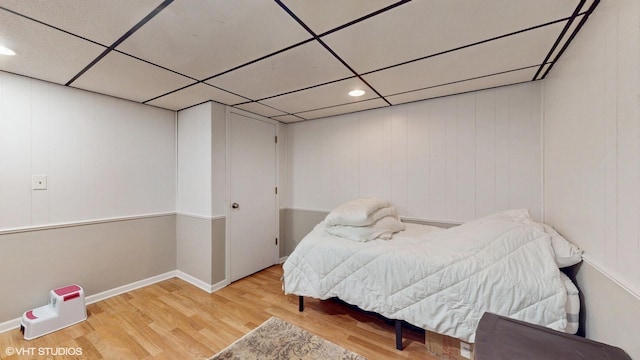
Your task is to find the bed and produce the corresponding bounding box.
[282,202,582,349]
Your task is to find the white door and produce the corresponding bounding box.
[228,112,277,282]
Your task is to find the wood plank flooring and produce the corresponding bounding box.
[0,265,438,359]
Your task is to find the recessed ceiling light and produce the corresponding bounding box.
[348,89,365,97]
[0,45,16,56]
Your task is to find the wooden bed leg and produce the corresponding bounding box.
[395,320,403,350]
[298,296,304,312]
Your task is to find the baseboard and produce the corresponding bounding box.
[0,270,230,335]
[175,271,211,292]
[0,318,21,334]
[85,271,177,305]
[278,256,288,264]
[0,270,178,334]
[210,279,228,293]
[175,271,229,294]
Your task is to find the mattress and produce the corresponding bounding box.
[283,219,571,342]
[560,272,580,334]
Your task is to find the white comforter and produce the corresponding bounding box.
[283,218,567,342]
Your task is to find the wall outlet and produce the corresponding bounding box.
[32,175,47,190]
[460,341,472,359]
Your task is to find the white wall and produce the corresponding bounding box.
[284,82,543,223]
[176,101,226,218]
[544,0,640,299]
[0,72,175,231]
[212,103,226,217]
[543,0,640,355]
[176,101,227,286]
[177,103,212,217]
[0,71,177,325]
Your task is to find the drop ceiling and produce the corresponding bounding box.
[0,0,599,123]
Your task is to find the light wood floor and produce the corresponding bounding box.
[0,265,437,359]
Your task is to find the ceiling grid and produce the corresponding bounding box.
[0,0,600,122]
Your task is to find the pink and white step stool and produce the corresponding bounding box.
[20,284,87,340]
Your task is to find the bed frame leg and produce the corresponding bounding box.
[395,320,403,350]
[298,296,304,312]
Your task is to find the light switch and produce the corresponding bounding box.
[32,175,47,190]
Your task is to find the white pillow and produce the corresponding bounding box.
[465,210,583,268]
[325,216,405,242]
[465,209,534,225]
[542,224,583,268]
[324,198,393,226]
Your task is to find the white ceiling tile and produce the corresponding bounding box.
[0,0,163,45]
[206,41,353,101]
[261,78,379,114]
[323,0,581,73]
[233,102,286,118]
[580,0,597,13]
[146,83,247,110]
[279,0,399,34]
[0,10,105,85]
[386,67,537,105]
[0,0,598,121]
[538,63,553,78]
[71,51,193,103]
[363,22,564,96]
[116,0,311,80]
[546,14,585,72]
[295,98,388,120]
[272,114,307,123]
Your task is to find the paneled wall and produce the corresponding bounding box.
[0,71,175,230]
[283,82,542,223]
[0,215,176,324]
[543,0,640,356]
[211,104,227,217]
[0,71,177,325]
[176,101,226,287]
[545,0,640,296]
[176,103,212,217]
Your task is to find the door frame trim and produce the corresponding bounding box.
[225,107,280,283]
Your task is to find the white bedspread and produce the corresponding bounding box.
[283,218,567,342]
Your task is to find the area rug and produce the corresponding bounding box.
[210,317,367,359]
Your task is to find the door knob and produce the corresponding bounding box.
[232,202,239,209]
